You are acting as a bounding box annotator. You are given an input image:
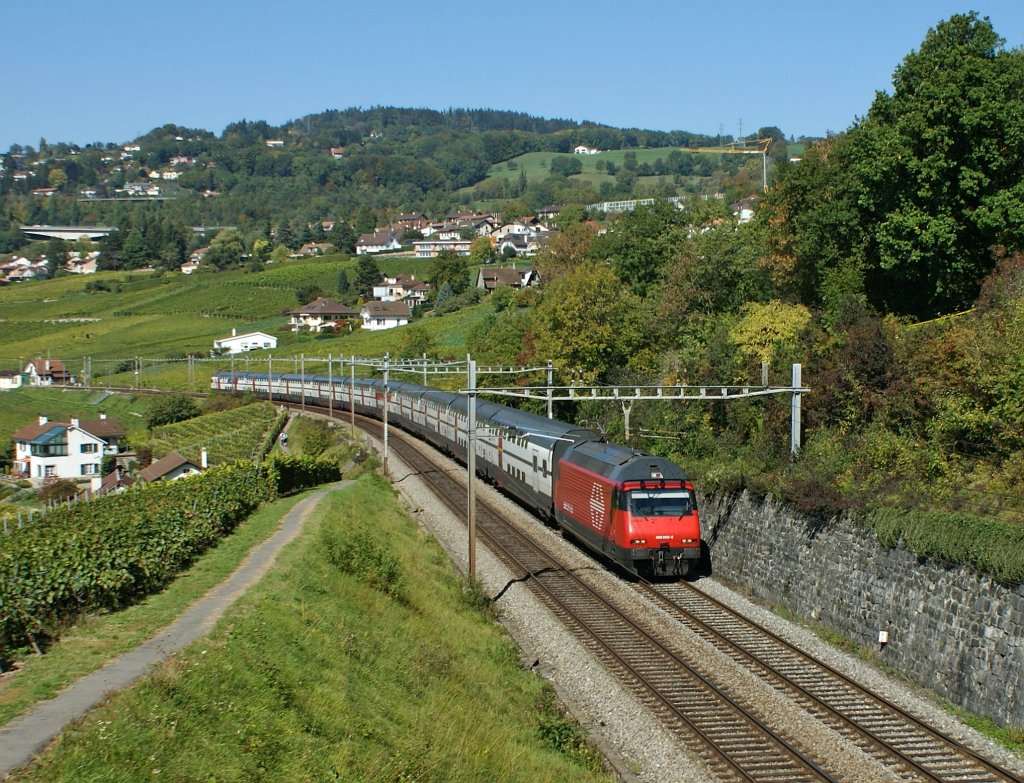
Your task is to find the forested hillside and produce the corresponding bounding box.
[0,105,786,266]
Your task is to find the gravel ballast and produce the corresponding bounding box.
[382,431,1024,782]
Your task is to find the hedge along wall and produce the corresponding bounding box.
[700,491,1024,728]
[0,462,277,658]
[268,455,341,495]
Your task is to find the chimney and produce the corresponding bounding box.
[201,448,208,469]
[100,412,107,420]
[71,417,80,428]
[38,415,48,426]
[232,328,236,337]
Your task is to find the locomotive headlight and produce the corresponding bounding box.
[679,538,697,544]
[630,538,647,545]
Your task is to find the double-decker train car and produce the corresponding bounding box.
[212,371,703,578]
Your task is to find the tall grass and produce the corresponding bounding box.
[7,476,611,782]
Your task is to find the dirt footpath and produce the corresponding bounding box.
[0,484,345,778]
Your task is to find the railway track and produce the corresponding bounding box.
[363,417,835,781]
[341,408,1022,783]
[645,581,1022,783]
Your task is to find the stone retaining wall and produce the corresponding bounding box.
[701,491,1024,728]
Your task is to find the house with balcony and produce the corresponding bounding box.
[10,414,127,489]
[412,238,472,258]
[288,297,360,332]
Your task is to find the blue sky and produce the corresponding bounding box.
[3,1,1023,151]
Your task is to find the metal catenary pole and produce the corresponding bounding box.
[349,355,356,438]
[467,355,477,579]
[791,363,803,457]
[382,352,390,476]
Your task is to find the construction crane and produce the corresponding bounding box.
[682,137,774,191]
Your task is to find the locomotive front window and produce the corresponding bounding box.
[628,490,692,517]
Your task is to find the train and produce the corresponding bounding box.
[212,371,704,579]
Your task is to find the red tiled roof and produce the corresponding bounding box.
[138,451,199,483]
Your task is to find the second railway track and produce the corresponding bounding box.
[312,404,1022,783]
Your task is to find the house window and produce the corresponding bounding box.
[81,463,98,475]
[44,465,57,477]
[32,443,68,457]
[81,443,98,453]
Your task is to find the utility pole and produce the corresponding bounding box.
[350,355,356,438]
[382,352,390,476]
[467,355,477,579]
[546,360,554,419]
[791,363,803,457]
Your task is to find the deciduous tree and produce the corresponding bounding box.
[530,261,644,384]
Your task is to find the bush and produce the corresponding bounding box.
[289,416,335,456]
[37,478,79,503]
[146,394,200,430]
[0,462,276,656]
[865,507,1024,584]
[268,454,339,494]
[319,522,405,600]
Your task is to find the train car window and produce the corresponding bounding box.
[533,455,538,472]
[627,490,693,517]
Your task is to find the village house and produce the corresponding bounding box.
[574,144,600,155]
[372,273,431,304]
[0,370,24,390]
[66,250,100,274]
[535,205,562,224]
[11,413,127,489]
[96,466,135,496]
[361,300,411,331]
[288,297,360,332]
[476,266,537,292]
[24,358,74,386]
[212,328,278,355]
[0,256,50,283]
[492,221,535,240]
[355,230,402,255]
[138,451,203,483]
[412,238,472,258]
[330,147,345,159]
[391,213,429,233]
[730,195,760,224]
[293,242,333,257]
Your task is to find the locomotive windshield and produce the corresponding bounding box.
[627,489,693,517]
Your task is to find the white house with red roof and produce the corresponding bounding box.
[24,358,74,386]
[10,414,127,489]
